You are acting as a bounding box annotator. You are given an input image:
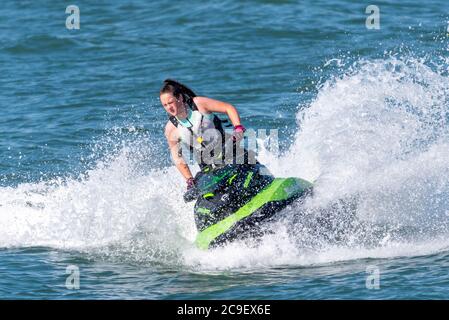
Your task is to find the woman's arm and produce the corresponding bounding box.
[193,96,242,127]
[164,122,194,181]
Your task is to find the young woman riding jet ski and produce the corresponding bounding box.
[160,79,313,249]
[160,79,251,198]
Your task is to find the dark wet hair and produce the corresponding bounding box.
[160,79,196,104]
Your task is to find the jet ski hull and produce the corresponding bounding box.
[194,176,313,250]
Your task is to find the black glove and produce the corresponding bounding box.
[183,177,199,202]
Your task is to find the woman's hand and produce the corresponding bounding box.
[184,177,199,202]
[186,177,196,189]
[232,124,246,142]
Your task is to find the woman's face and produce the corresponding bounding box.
[160,92,184,117]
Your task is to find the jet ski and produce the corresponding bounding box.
[186,164,313,250]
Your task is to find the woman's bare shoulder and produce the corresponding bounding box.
[193,96,213,114]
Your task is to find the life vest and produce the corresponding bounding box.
[169,99,229,169]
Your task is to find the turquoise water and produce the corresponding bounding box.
[1,0,449,299]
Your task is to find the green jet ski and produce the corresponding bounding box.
[186,164,313,250]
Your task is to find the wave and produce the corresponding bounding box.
[2,34,80,54]
[1,54,449,270]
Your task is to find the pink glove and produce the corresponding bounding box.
[232,124,246,142]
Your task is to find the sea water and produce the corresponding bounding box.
[1,0,449,299]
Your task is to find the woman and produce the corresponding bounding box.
[160,79,253,199]
[160,80,310,250]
